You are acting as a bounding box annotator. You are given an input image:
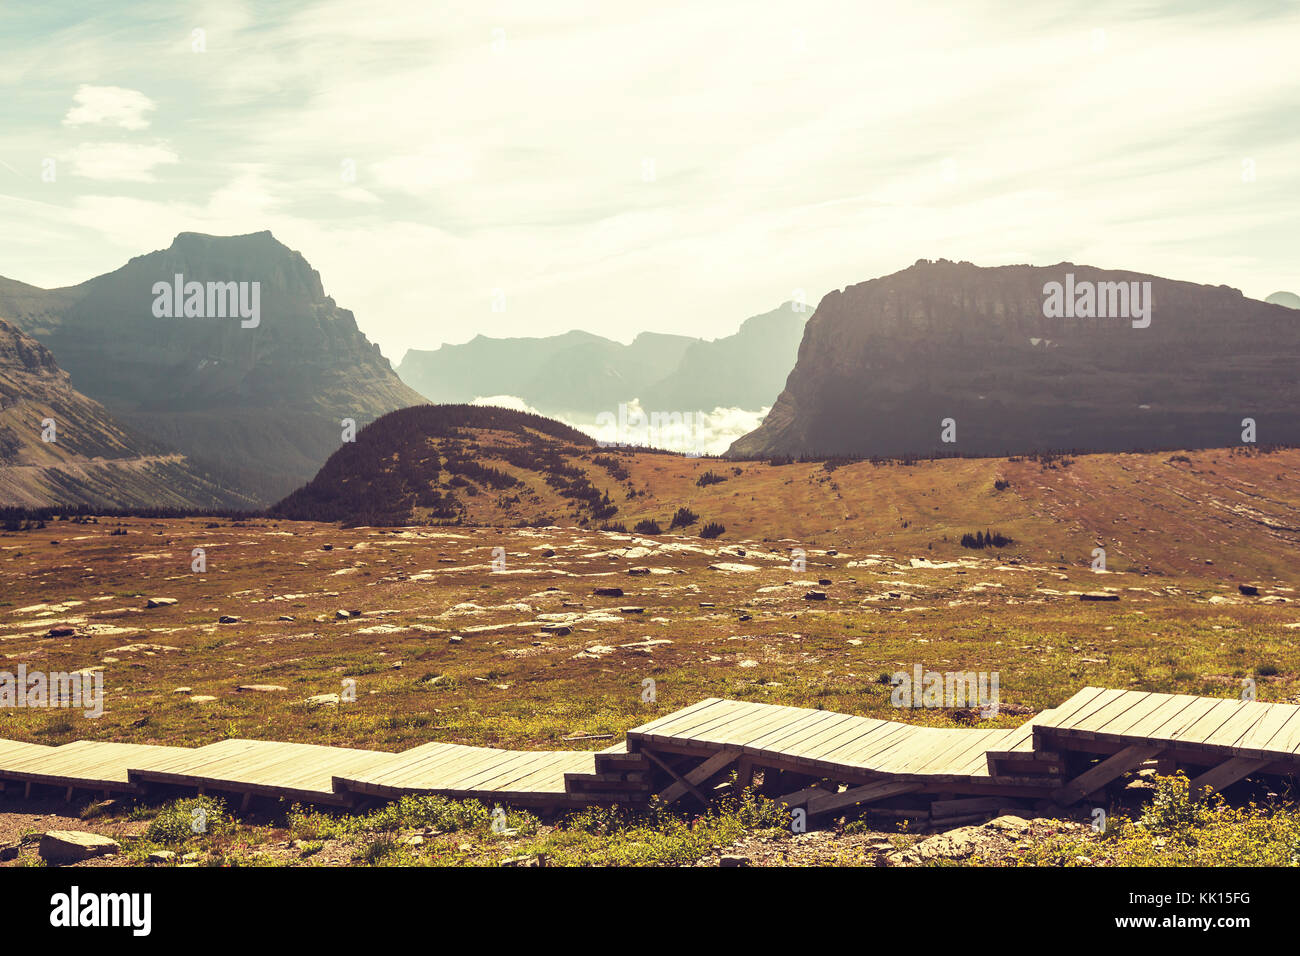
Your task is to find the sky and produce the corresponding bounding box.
[2,0,1297,365]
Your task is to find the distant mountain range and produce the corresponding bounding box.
[0,317,255,509]
[729,260,1300,458]
[396,303,808,417]
[4,238,1296,511]
[0,232,424,506]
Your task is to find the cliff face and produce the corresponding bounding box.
[0,317,255,509]
[728,260,1300,458]
[0,232,424,504]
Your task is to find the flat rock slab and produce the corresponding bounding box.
[1079,592,1119,601]
[40,830,120,863]
[145,597,178,608]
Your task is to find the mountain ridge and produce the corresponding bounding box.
[0,232,424,505]
[728,259,1300,458]
[397,303,807,418]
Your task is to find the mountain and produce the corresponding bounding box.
[639,303,809,410]
[1266,291,1300,310]
[396,305,807,417]
[0,232,424,504]
[729,260,1300,459]
[0,317,255,509]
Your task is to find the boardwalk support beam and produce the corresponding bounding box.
[652,749,740,806]
[1190,757,1270,797]
[806,781,924,817]
[1055,744,1164,806]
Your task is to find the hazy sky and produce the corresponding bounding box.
[2,0,1297,363]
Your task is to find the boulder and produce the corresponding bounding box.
[145,597,178,609]
[39,830,120,863]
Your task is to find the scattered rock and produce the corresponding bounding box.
[627,567,651,576]
[803,590,827,601]
[145,597,178,609]
[1239,584,1259,596]
[148,850,177,864]
[619,606,645,614]
[719,854,751,867]
[189,695,217,703]
[593,587,624,597]
[1079,592,1118,602]
[46,624,77,638]
[39,830,119,864]
[218,615,241,624]
[236,684,287,693]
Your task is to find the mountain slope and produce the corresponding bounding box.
[270,404,602,525]
[640,303,807,410]
[0,232,424,504]
[0,317,255,509]
[729,260,1300,458]
[398,330,695,415]
[396,305,806,418]
[270,404,1300,582]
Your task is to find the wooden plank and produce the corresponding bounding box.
[1202,701,1273,752]
[1039,687,1123,730]
[1234,703,1300,758]
[626,698,725,737]
[657,749,741,804]
[1070,691,1152,739]
[1169,698,1241,747]
[805,780,923,816]
[1055,744,1164,806]
[931,796,1006,819]
[1142,694,1223,742]
[744,709,843,753]
[1093,692,1183,740]
[1189,757,1270,795]
[807,717,902,765]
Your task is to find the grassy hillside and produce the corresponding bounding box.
[272,405,1300,582]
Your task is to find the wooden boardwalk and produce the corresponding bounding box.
[3,687,1300,816]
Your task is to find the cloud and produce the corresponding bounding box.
[62,85,156,130]
[6,1,1300,358]
[469,394,766,455]
[65,142,179,182]
[583,398,768,456]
